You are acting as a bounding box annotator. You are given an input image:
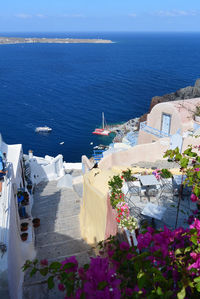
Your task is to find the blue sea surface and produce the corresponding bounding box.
[0,32,200,162]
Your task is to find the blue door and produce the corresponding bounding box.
[161,113,171,136]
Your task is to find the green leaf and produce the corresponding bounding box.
[180,157,189,168]
[80,293,86,299]
[83,264,89,271]
[98,281,107,290]
[47,276,54,289]
[49,262,61,270]
[194,277,200,283]
[156,286,163,296]
[175,153,182,161]
[175,248,183,255]
[30,267,37,277]
[39,267,48,276]
[62,262,75,270]
[33,259,38,266]
[196,282,200,292]
[184,246,192,254]
[191,235,197,245]
[177,287,186,299]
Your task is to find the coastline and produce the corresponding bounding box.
[0,37,113,45]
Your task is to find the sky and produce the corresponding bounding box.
[1,0,200,32]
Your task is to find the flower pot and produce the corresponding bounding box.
[23,192,29,201]
[21,233,28,241]
[27,185,32,193]
[21,199,29,206]
[21,222,29,232]
[32,218,40,228]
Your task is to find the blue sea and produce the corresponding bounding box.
[0,32,200,162]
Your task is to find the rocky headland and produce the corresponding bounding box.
[140,78,200,122]
[110,79,200,143]
[0,37,113,45]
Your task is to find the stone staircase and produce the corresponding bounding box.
[23,179,92,299]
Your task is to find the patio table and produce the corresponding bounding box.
[139,175,159,186]
[139,175,160,201]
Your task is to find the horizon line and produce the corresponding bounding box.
[1,30,200,34]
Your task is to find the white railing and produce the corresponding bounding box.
[0,163,12,249]
[140,121,171,138]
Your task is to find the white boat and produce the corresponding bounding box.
[35,126,52,133]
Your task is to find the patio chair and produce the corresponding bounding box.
[125,181,142,205]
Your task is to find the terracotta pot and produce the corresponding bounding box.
[21,233,28,241]
[21,199,29,206]
[32,218,40,228]
[23,192,29,200]
[21,222,28,232]
[27,185,32,192]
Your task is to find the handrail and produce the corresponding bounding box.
[140,121,171,138]
[0,162,13,250]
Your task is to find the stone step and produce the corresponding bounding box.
[32,201,78,211]
[32,204,79,217]
[23,180,93,299]
[35,230,82,247]
[35,214,80,226]
[32,207,80,219]
[32,197,79,208]
[33,219,80,234]
[36,238,90,260]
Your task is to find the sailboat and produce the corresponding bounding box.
[92,112,111,136]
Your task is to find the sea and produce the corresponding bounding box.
[0,32,200,162]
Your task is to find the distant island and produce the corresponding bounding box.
[0,37,113,45]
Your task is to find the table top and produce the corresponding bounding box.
[141,203,166,220]
[139,175,159,186]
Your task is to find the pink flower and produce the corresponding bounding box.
[192,209,199,215]
[190,252,198,260]
[119,242,130,251]
[190,218,200,231]
[190,193,198,202]
[58,283,65,292]
[188,257,200,270]
[40,259,48,266]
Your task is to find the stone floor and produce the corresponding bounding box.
[127,186,196,230]
[23,180,92,299]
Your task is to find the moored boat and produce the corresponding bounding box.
[92,113,110,136]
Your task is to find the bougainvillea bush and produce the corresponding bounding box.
[23,221,200,298]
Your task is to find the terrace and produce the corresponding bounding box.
[80,164,196,245]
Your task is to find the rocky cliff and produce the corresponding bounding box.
[140,79,200,122]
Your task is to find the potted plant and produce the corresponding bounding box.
[32,218,40,228]
[21,232,28,241]
[21,222,29,232]
[194,105,200,122]
[160,168,173,179]
[17,191,23,197]
[121,169,137,182]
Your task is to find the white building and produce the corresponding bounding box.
[0,136,69,299]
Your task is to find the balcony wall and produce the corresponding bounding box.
[80,169,117,244]
[99,138,170,170]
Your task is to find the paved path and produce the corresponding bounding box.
[23,180,92,299]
